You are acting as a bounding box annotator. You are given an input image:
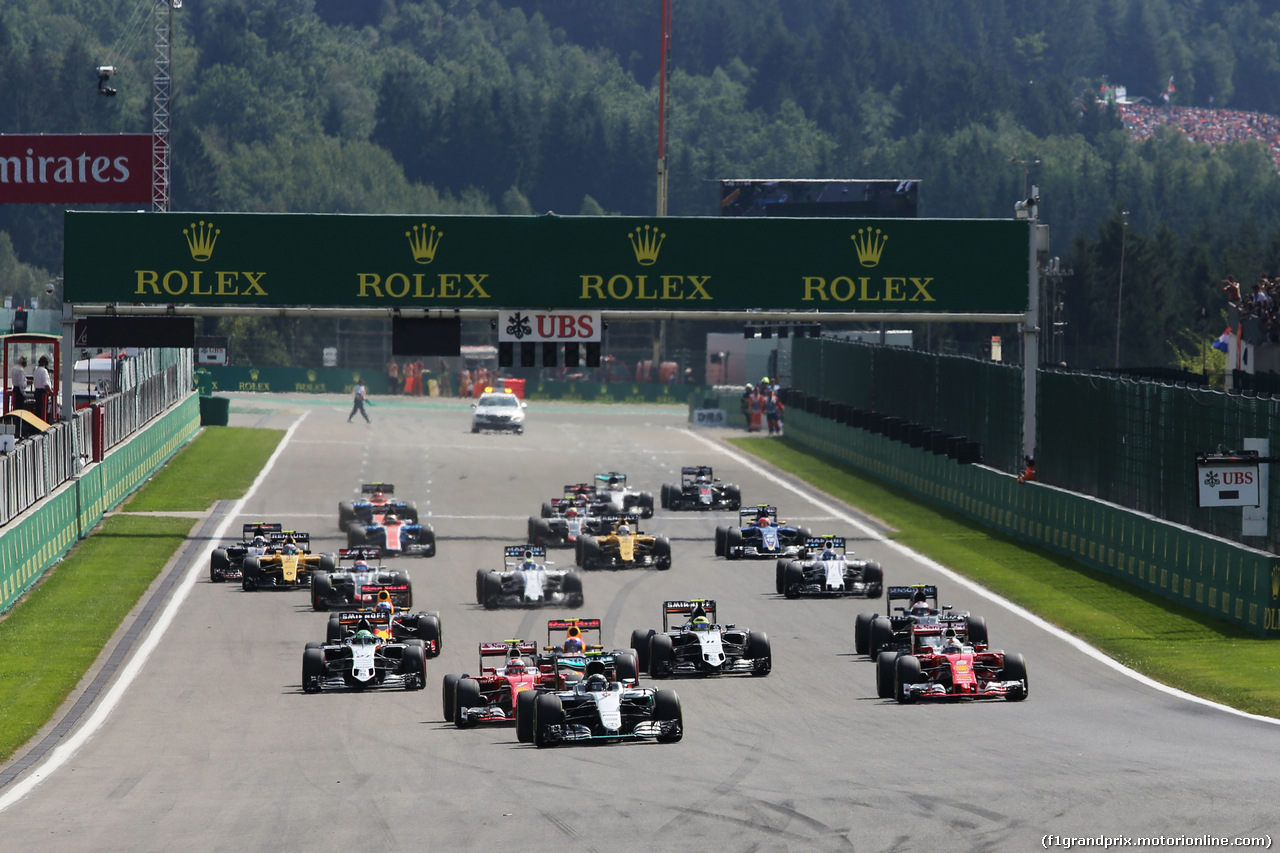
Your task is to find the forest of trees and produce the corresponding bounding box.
[6,0,1280,370]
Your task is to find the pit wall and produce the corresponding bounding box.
[0,396,200,615]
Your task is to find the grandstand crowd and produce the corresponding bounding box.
[1117,103,1280,171]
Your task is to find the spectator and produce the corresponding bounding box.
[33,355,50,420]
[9,355,27,411]
[348,380,370,423]
[386,359,399,395]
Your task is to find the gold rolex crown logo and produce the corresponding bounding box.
[851,227,888,268]
[184,221,220,262]
[628,224,665,266]
[249,368,259,381]
[406,224,444,264]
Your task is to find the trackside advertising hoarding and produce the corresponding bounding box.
[1,135,151,204]
[64,212,1031,313]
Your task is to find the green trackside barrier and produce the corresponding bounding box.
[0,395,201,615]
[199,395,230,425]
[782,407,1280,637]
[525,380,698,405]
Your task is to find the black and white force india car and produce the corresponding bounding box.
[516,673,683,748]
[311,547,413,611]
[776,536,884,599]
[475,545,584,610]
[209,522,282,582]
[630,599,771,678]
[301,612,427,692]
[661,466,741,511]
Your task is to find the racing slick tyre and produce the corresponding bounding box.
[442,673,461,722]
[391,571,413,608]
[653,537,672,570]
[725,527,743,560]
[630,629,655,673]
[418,524,436,557]
[516,689,538,743]
[653,689,683,743]
[402,501,419,523]
[400,644,427,690]
[534,693,564,748]
[723,485,742,510]
[774,559,792,594]
[648,632,674,678]
[863,562,884,599]
[528,517,548,545]
[210,549,230,583]
[746,631,772,676]
[868,616,894,659]
[966,615,989,647]
[338,501,356,531]
[795,527,813,543]
[562,572,584,608]
[416,614,442,656]
[305,641,323,651]
[1001,652,1029,701]
[326,614,343,644]
[660,483,671,509]
[319,553,337,574]
[579,537,600,570]
[714,526,728,557]
[637,492,655,518]
[454,678,482,728]
[875,651,899,699]
[311,571,333,611]
[241,556,260,592]
[854,612,876,656]
[783,562,805,599]
[302,648,325,694]
[475,569,488,605]
[482,572,502,610]
[615,651,640,684]
[894,655,924,704]
[541,501,556,519]
[347,523,368,547]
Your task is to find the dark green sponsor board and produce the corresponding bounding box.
[65,212,1030,313]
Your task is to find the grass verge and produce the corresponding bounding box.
[729,437,1280,719]
[0,426,284,763]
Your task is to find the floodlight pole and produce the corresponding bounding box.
[152,0,176,213]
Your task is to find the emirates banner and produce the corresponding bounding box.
[65,211,1031,312]
[0,134,151,204]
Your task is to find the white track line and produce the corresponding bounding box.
[0,411,310,812]
[691,429,1280,726]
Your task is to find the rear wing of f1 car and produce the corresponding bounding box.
[804,535,846,552]
[338,546,383,564]
[478,639,540,669]
[361,483,394,495]
[333,610,392,632]
[269,531,311,551]
[505,544,547,559]
[886,584,939,615]
[545,617,601,649]
[739,505,778,525]
[663,599,717,631]
[242,522,283,541]
[680,465,715,478]
[599,514,641,531]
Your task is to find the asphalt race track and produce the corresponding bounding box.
[0,395,1275,852]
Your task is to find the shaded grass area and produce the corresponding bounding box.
[124,427,283,512]
[0,426,285,763]
[729,437,1280,719]
[0,516,192,762]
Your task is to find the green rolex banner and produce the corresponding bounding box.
[64,212,1030,313]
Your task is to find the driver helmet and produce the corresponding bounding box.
[521,559,538,571]
[375,600,393,614]
[756,515,771,527]
[505,657,526,675]
[354,629,375,645]
[283,542,299,555]
[565,507,579,518]
[384,513,398,525]
[691,615,711,631]
[372,491,385,502]
[616,523,631,535]
[943,636,963,654]
[696,474,710,483]
[252,535,267,548]
[910,601,932,616]
[820,548,837,561]
[563,626,585,653]
[584,673,608,692]
[353,559,369,572]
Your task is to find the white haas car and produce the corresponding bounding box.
[475,545,584,610]
[630,599,771,678]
